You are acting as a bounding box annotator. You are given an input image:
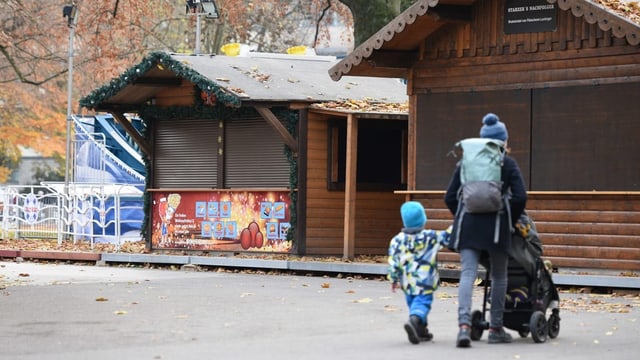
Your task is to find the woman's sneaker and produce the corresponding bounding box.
[488,327,513,344]
[456,325,471,348]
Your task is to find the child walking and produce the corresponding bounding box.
[388,201,451,344]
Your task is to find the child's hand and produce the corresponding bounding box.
[391,282,400,293]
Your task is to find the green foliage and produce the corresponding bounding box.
[341,0,415,46]
[0,139,20,183]
[30,153,65,185]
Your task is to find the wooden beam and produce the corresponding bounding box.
[111,112,151,158]
[343,114,358,260]
[255,106,299,154]
[366,50,419,69]
[430,4,472,23]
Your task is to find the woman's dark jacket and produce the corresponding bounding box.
[444,155,527,253]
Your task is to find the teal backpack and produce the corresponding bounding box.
[450,138,511,250]
[457,138,505,213]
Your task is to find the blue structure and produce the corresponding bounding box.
[73,115,145,240]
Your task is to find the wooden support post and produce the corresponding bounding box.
[255,106,299,155]
[343,114,357,260]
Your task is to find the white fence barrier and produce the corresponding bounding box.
[0,183,144,250]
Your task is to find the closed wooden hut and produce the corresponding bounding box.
[80,51,408,256]
[329,0,640,271]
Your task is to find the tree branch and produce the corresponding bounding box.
[314,0,332,48]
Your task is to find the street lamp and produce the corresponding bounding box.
[63,2,78,192]
[186,0,220,54]
[62,2,78,241]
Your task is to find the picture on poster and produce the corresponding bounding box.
[151,190,292,253]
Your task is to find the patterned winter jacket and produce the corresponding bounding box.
[387,228,451,295]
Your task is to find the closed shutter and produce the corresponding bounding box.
[225,114,290,188]
[153,118,219,188]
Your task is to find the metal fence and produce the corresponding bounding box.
[0,183,144,250]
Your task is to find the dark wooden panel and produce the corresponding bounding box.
[531,82,640,191]
[407,192,640,271]
[424,0,629,62]
[539,234,638,248]
[536,222,640,236]
[527,210,640,223]
[415,90,531,190]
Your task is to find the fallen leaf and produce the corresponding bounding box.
[354,297,372,303]
[18,273,30,277]
[321,283,330,288]
[95,297,108,302]
[114,310,127,315]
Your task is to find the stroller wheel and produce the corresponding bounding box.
[470,310,485,341]
[529,311,548,343]
[518,330,530,338]
[548,310,560,339]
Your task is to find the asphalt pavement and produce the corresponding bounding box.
[1,260,638,360]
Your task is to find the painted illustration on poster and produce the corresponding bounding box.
[151,190,292,253]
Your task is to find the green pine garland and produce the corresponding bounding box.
[79,51,240,110]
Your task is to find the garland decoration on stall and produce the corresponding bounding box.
[79,51,240,110]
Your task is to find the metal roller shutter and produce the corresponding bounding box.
[153,118,219,188]
[224,114,290,188]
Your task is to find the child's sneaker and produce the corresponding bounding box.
[404,315,432,344]
[488,327,513,344]
[456,325,471,348]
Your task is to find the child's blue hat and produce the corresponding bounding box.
[400,201,427,229]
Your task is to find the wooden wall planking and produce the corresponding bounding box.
[408,192,640,271]
[305,112,405,255]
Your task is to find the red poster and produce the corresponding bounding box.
[151,190,292,253]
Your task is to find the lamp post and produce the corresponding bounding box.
[186,0,220,54]
[61,2,78,241]
[63,2,78,192]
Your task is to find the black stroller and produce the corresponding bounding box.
[471,213,561,343]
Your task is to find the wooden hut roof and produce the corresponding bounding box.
[80,51,408,113]
[329,0,640,81]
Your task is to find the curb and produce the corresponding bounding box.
[1,250,639,290]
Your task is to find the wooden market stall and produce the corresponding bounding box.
[80,51,409,258]
[329,0,640,271]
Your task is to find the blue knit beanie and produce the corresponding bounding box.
[400,201,427,229]
[479,113,508,141]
